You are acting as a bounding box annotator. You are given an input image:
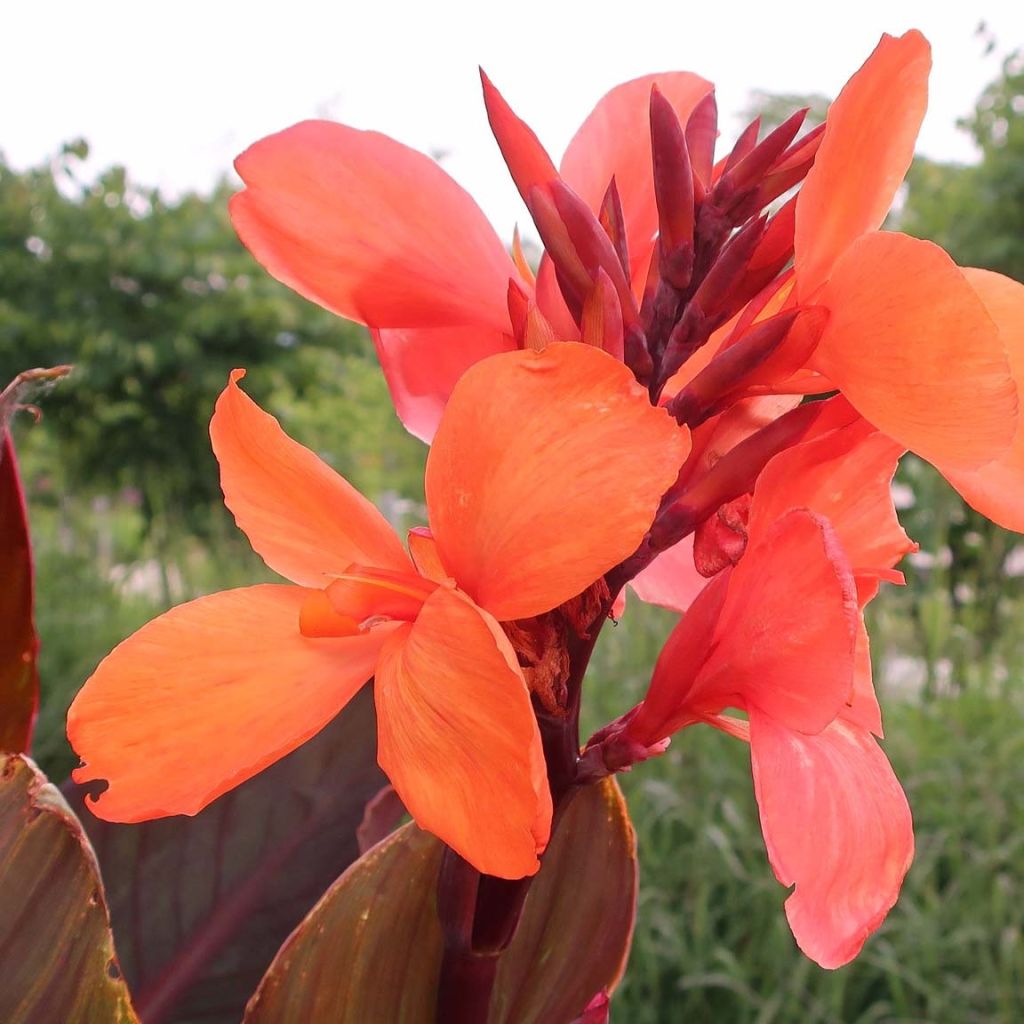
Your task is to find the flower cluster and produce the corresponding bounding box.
[68,29,1023,972]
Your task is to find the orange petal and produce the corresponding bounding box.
[703,510,858,733]
[407,527,449,583]
[628,570,730,742]
[816,232,1017,470]
[326,566,436,624]
[944,269,1024,529]
[68,586,394,821]
[480,70,559,205]
[844,614,883,736]
[231,120,515,330]
[795,31,931,299]
[632,510,859,744]
[535,255,582,340]
[299,589,360,638]
[426,343,690,621]
[561,73,713,285]
[749,415,914,578]
[211,370,412,587]
[750,713,913,968]
[374,586,551,879]
[371,325,516,443]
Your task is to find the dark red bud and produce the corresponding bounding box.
[693,493,752,577]
[598,176,630,278]
[685,91,719,187]
[720,107,808,196]
[526,185,592,315]
[650,85,696,285]
[480,68,558,206]
[722,116,761,176]
[580,268,625,358]
[690,214,768,321]
[652,400,826,550]
[668,310,802,426]
[756,122,826,207]
[549,179,640,326]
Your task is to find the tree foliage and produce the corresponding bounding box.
[0,143,424,539]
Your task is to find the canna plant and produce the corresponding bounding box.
[2,26,1023,1024]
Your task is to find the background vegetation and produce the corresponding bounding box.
[3,43,1023,1024]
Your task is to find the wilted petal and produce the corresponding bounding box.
[750,712,914,969]
[211,370,412,586]
[795,31,931,299]
[561,73,713,284]
[374,587,551,879]
[68,586,393,821]
[372,325,516,443]
[944,269,1024,530]
[231,120,516,330]
[816,232,1017,470]
[426,343,690,621]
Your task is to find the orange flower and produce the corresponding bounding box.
[793,31,1024,524]
[230,73,711,440]
[67,342,688,879]
[586,410,916,966]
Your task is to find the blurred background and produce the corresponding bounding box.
[3,3,1024,1021]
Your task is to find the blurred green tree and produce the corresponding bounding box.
[0,143,425,557]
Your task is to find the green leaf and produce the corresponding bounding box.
[0,753,137,1023]
[244,778,638,1023]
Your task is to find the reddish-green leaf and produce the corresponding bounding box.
[244,778,638,1023]
[65,686,385,1024]
[0,431,39,753]
[0,753,138,1023]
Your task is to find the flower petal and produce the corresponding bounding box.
[407,527,449,583]
[629,535,707,614]
[231,120,516,330]
[749,712,913,968]
[561,73,713,284]
[696,510,858,733]
[371,325,516,443]
[374,586,551,879]
[68,586,393,821]
[944,269,1024,530]
[633,510,859,743]
[749,415,914,577]
[426,343,690,621]
[795,31,931,299]
[816,232,1017,470]
[211,370,412,586]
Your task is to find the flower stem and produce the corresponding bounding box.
[433,594,609,1020]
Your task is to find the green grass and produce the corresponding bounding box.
[585,603,1024,1023]
[22,478,1024,1023]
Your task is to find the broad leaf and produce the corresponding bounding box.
[0,430,39,753]
[245,778,638,1023]
[66,686,384,1024]
[0,753,137,1023]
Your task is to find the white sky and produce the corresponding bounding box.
[5,1,1024,238]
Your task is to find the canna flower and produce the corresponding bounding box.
[791,31,1024,528]
[67,342,688,879]
[230,71,712,440]
[585,407,916,967]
